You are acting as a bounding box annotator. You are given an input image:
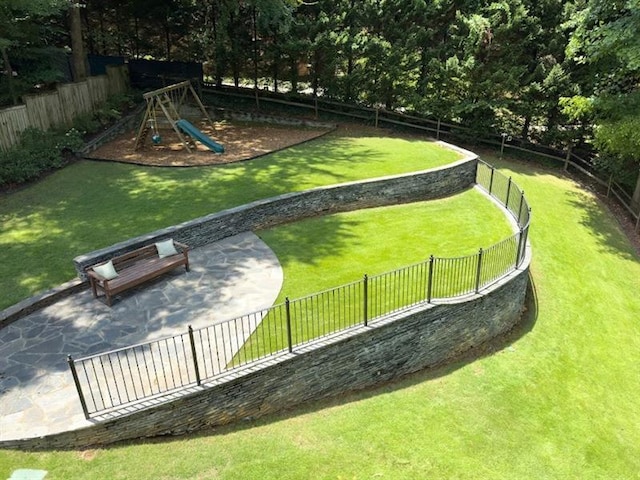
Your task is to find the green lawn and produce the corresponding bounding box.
[258,188,514,300]
[0,130,459,310]
[232,189,514,360]
[1,139,640,478]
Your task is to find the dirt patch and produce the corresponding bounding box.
[86,120,333,167]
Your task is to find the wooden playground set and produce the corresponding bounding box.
[88,80,331,167]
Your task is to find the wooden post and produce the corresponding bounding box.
[564,146,572,172]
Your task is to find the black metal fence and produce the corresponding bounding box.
[68,161,530,419]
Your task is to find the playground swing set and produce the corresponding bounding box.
[134,80,224,154]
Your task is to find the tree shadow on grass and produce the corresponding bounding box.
[565,190,640,263]
[0,233,287,405]
[473,148,639,262]
[0,134,385,310]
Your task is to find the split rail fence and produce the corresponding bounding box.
[202,85,639,231]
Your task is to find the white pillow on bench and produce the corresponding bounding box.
[93,260,118,280]
[155,239,179,258]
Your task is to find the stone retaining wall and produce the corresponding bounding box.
[0,149,535,450]
[73,155,478,278]
[5,248,530,450]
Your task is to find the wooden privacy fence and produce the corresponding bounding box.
[0,64,129,152]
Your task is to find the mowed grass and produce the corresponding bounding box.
[1,144,640,478]
[232,189,514,358]
[0,130,459,310]
[258,188,514,300]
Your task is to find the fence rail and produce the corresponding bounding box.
[0,65,129,151]
[202,85,639,230]
[69,161,531,418]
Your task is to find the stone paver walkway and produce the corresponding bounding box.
[0,232,283,442]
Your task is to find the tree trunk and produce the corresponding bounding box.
[69,4,87,81]
[164,17,171,60]
[272,31,279,93]
[289,57,298,93]
[521,114,531,139]
[1,47,17,105]
[632,169,640,213]
[252,6,259,90]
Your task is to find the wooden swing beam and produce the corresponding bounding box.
[134,80,215,152]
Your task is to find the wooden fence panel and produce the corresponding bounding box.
[0,105,29,152]
[58,82,92,126]
[87,76,109,106]
[107,64,129,96]
[0,65,129,150]
[24,91,63,131]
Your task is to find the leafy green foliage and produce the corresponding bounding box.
[72,92,140,135]
[0,127,83,187]
[0,0,69,105]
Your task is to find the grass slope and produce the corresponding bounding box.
[258,188,514,300]
[0,131,459,310]
[231,189,514,358]
[1,148,639,479]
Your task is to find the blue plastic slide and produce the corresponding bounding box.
[176,119,225,153]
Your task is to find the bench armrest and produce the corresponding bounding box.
[174,241,190,254]
[87,269,106,282]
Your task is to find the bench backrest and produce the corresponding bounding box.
[111,245,159,272]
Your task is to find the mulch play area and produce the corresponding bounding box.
[86,120,333,167]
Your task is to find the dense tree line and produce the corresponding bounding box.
[1,0,638,200]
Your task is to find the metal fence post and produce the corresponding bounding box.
[314,97,318,119]
[607,174,613,198]
[475,248,484,294]
[187,326,202,386]
[515,228,524,267]
[427,255,434,302]
[517,191,525,225]
[255,88,260,109]
[285,297,293,353]
[363,274,369,326]
[67,355,90,419]
[505,177,512,209]
[436,119,441,140]
[375,109,379,128]
[488,167,495,195]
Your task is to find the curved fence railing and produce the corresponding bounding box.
[68,161,531,419]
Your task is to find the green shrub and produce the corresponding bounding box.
[0,91,139,188]
[72,112,101,135]
[0,127,83,188]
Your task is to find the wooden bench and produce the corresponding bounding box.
[87,241,190,306]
